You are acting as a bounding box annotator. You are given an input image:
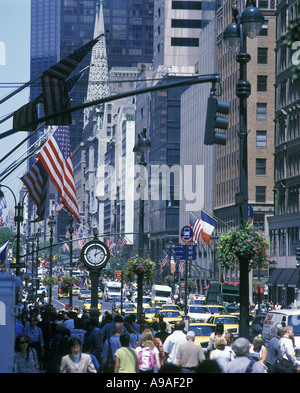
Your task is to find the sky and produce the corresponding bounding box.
[0,0,30,219]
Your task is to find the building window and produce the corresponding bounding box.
[256,158,266,175]
[172,1,202,10]
[171,19,209,28]
[256,130,267,147]
[278,228,286,256]
[257,75,267,92]
[256,186,266,202]
[256,103,267,120]
[257,48,268,64]
[171,37,199,47]
[258,0,269,8]
[259,20,268,36]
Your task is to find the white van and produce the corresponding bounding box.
[104,281,122,302]
[151,284,172,304]
[262,309,300,361]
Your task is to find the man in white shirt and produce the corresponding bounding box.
[163,321,186,364]
[278,325,300,372]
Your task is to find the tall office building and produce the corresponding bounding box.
[266,0,300,305]
[214,0,276,229]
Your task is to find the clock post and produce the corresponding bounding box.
[80,233,110,322]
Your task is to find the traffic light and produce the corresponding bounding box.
[296,245,300,262]
[204,96,230,145]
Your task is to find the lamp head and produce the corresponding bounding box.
[240,2,264,39]
[223,21,240,52]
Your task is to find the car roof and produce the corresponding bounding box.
[266,309,300,315]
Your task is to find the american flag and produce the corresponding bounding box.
[190,212,202,244]
[0,193,7,210]
[117,236,127,250]
[161,250,168,273]
[21,159,48,221]
[37,126,80,222]
[43,36,101,80]
[178,260,185,274]
[41,37,100,125]
[41,76,72,125]
[13,100,38,131]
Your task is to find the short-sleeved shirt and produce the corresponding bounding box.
[115,347,137,373]
[176,341,205,368]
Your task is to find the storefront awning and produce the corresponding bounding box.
[267,268,300,288]
[266,268,283,286]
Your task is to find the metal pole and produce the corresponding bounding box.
[49,226,53,306]
[236,13,251,340]
[184,244,188,316]
[69,215,74,309]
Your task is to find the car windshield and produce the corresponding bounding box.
[208,306,226,314]
[162,311,181,318]
[162,306,178,310]
[288,315,300,335]
[189,306,208,313]
[81,290,90,294]
[144,307,160,314]
[189,325,215,336]
[122,304,135,309]
[108,288,120,292]
[215,316,238,324]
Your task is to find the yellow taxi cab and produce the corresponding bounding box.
[143,306,162,323]
[72,286,80,295]
[117,303,136,314]
[206,314,239,337]
[153,310,183,329]
[188,322,216,350]
[82,298,102,312]
[206,305,228,315]
[161,304,183,315]
[98,289,103,299]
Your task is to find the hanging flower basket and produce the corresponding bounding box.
[216,225,269,270]
[60,275,81,289]
[164,275,174,283]
[43,276,59,286]
[124,255,156,283]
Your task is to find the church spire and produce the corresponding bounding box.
[85,0,110,108]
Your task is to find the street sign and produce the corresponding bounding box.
[175,245,196,260]
[115,270,122,278]
[181,226,193,244]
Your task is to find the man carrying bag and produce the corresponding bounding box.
[274,326,299,373]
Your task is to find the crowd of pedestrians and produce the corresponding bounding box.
[13,301,300,373]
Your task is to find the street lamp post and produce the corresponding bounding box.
[35,227,42,300]
[133,127,151,321]
[0,185,27,276]
[224,0,264,339]
[48,213,56,306]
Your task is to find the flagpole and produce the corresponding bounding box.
[0,75,41,106]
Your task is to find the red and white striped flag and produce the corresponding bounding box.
[37,126,80,222]
[161,250,168,273]
[179,260,185,274]
[189,212,202,245]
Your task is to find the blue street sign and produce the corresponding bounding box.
[181,226,193,243]
[175,245,196,260]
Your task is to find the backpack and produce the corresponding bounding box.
[138,346,155,371]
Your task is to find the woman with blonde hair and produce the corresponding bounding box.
[209,336,234,371]
[135,331,161,373]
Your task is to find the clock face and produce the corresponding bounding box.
[81,240,110,269]
[86,245,105,266]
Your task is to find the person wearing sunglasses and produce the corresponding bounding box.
[14,334,39,373]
